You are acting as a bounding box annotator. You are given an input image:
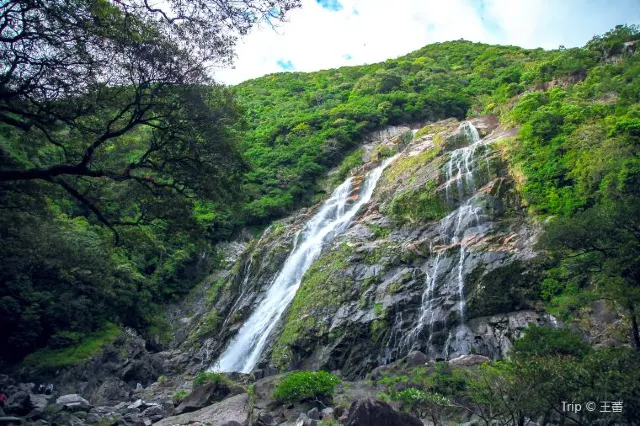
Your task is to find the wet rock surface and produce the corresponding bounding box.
[198,118,548,379]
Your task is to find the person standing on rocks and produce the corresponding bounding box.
[0,390,7,407]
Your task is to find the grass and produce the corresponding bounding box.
[23,323,121,370]
[173,390,189,404]
[193,371,230,388]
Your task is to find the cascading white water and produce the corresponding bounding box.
[399,121,493,359]
[213,155,398,374]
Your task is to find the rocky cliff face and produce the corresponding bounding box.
[189,116,551,379]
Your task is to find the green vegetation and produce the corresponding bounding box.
[271,244,353,367]
[22,323,120,370]
[0,0,297,363]
[378,327,640,424]
[332,148,365,186]
[391,388,452,425]
[497,26,640,347]
[173,390,189,405]
[197,309,222,338]
[510,324,591,359]
[273,371,341,403]
[193,371,230,388]
[387,180,449,223]
[381,146,442,186]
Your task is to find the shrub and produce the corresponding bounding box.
[511,325,590,360]
[173,390,189,404]
[391,388,452,423]
[193,371,229,388]
[273,371,341,403]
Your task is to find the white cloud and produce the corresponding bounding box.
[213,0,640,85]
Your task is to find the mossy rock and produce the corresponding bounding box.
[385,180,449,223]
[271,243,354,368]
[414,124,449,139]
[381,147,441,187]
[465,260,541,319]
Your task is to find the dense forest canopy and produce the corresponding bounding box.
[1,8,639,372]
[0,0,300,362]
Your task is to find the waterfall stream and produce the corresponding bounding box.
[398,121,494,360]
[213,155,398,374]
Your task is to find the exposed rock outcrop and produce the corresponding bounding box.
[155,393,250,426]
[191,118,549,379]
[345,398,423,426]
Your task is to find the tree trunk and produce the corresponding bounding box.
[629,302,640,352]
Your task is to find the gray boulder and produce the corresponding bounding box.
[56,393,92,412]
[174,381,231,414]
[295,413,317,426]
[56,394,90,406]
[307,407,320,420]
[4,391,32,416]
[345,398,422,426]
[320,407,334,420]
[405,350,428,366]
[255,412,277,426]
[25,394,49,419]
[155,393,249,426]
[448,354,491,367]
[142,404,166,422]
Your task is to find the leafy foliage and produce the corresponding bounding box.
[0,0,296,362]
[511,325,591,360]
[273,371,341,403]
[173,390,189,404]
[391,388,452,424]
[193,371,230,388]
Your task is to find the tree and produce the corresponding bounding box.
[0,0,300,241]
[0,0,300,361]
[540,200,640,351]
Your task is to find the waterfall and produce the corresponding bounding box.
[399,121,493,360]
[213,155,398,374]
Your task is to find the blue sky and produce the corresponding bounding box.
[214,0,640,84]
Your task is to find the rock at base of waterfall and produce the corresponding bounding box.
[448,354,491,367]
[55,394,92,412]
[4,391,32,416]
[255,412,278,426]
[0,416,23,425]
[174,380,233,414]
[295,412,318,426]
[307,406,320,420]
[345,398,423,426]
[155,393,249,426]
[405,350,429,366]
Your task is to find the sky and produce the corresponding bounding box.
[213,0,640,85]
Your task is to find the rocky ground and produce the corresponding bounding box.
[1,344,494,425]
